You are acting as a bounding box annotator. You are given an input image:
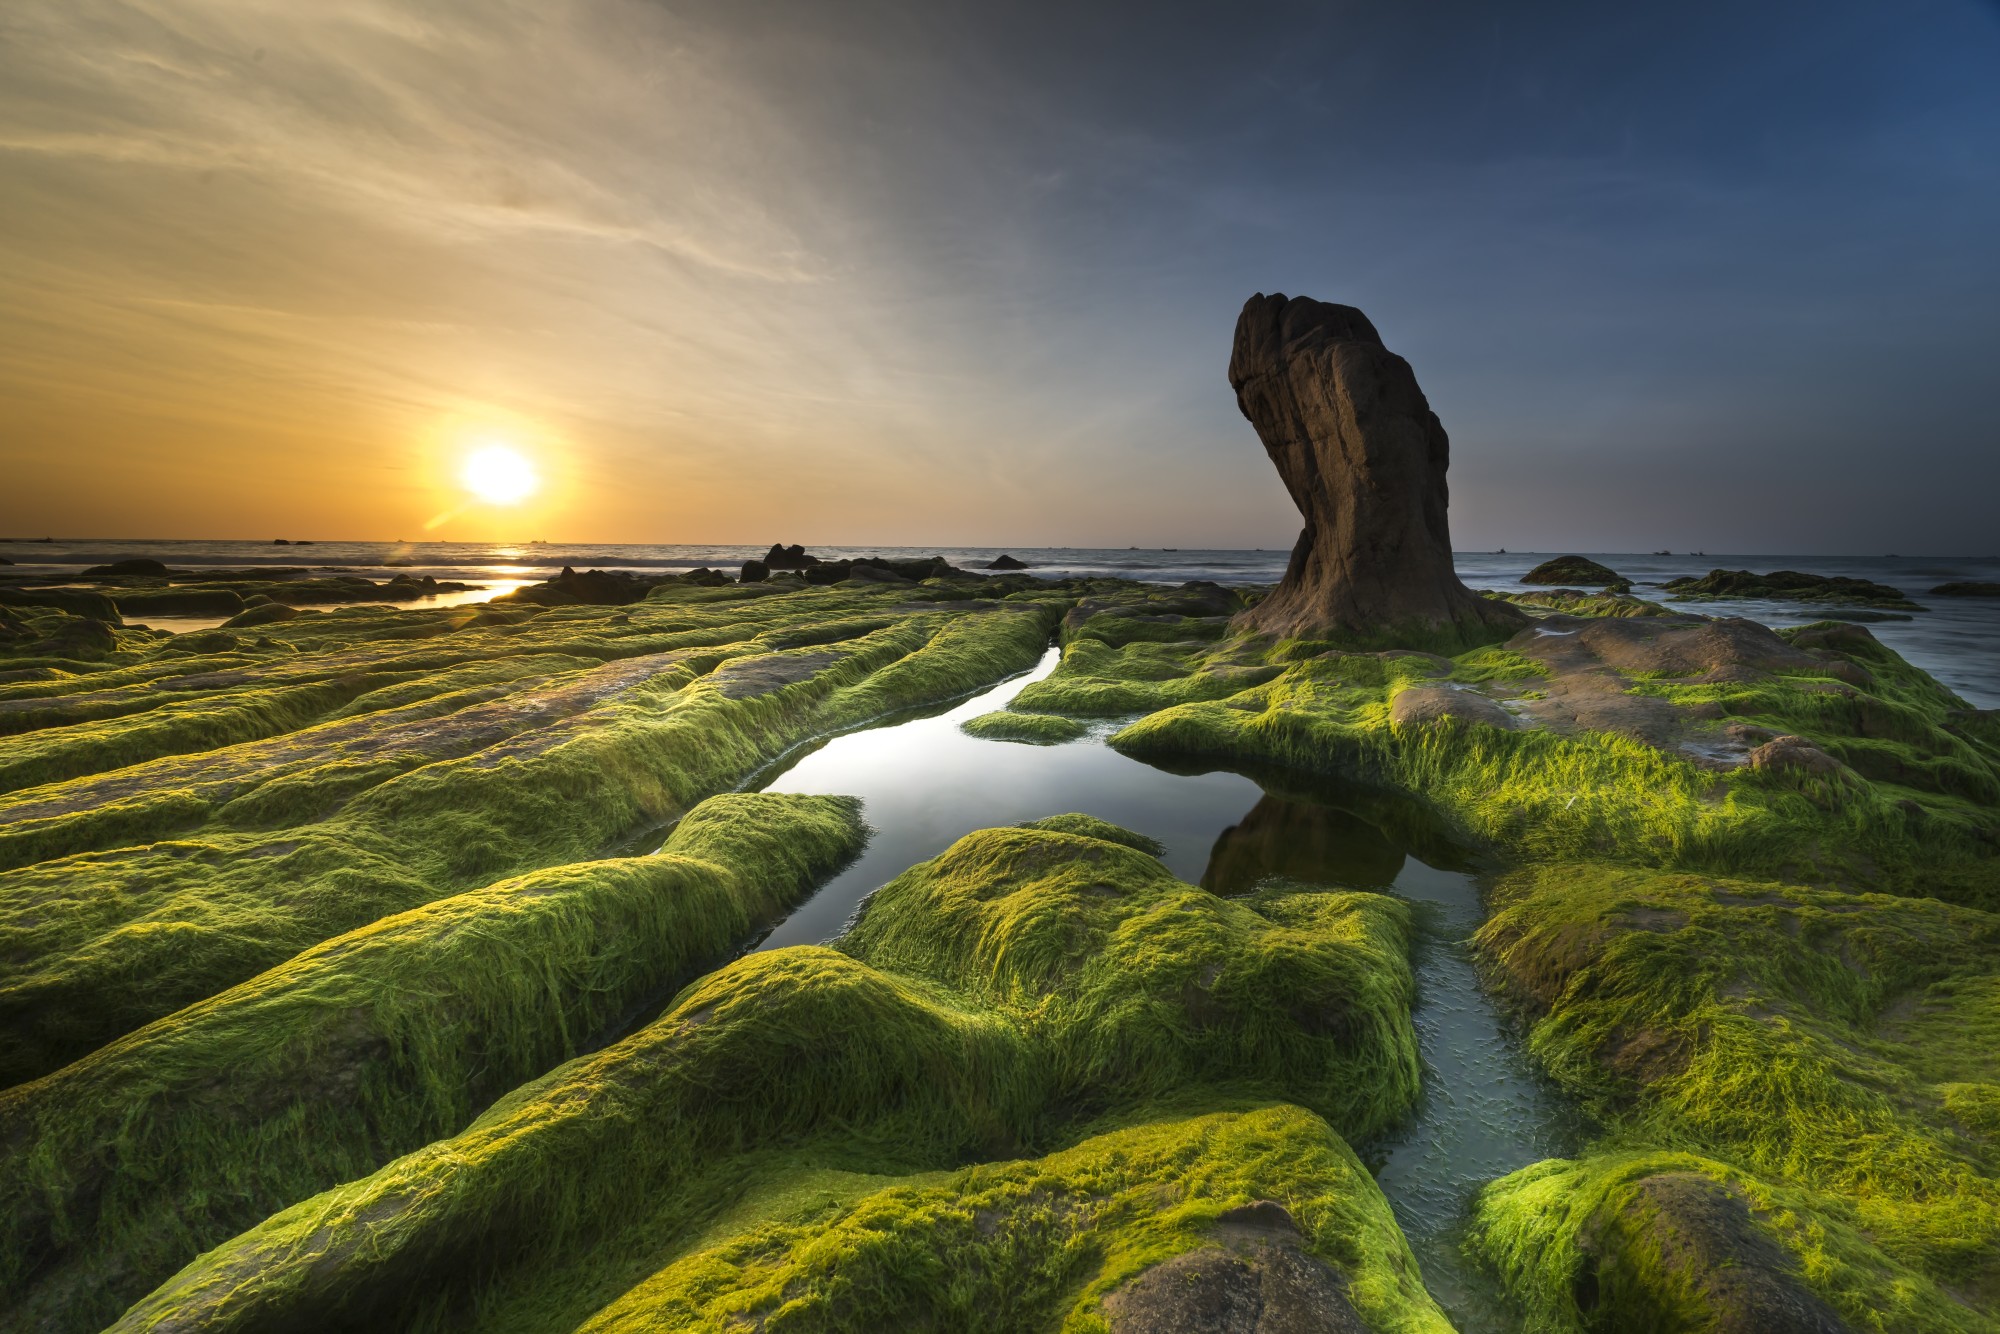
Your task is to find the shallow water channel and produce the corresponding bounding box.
[737,648,1583,1329]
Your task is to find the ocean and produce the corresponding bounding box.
[6,540,1996,708]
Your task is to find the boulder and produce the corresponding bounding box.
[1576,1171,1849,1333]
[1522,555,1628,590]
[1227,293,1525,651]
[739,559,769,584]
[1100,1201,1369,1332]
[0,586,121,621]
[1932,581,2000,598]
[222,603,304,629]
[762,543,820,570]
[1746,734,1845,777]
[986,554,1029,570]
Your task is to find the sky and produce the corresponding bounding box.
[2,0,1997,552]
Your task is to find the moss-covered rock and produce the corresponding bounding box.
[1470,862,2000,1328]
[104,821,1423,1333]
[1098,611,1998,905]
[1522,555,1630,591]
[0,586,1060,1085]
[960,708,1087,744]
[0,793,863,1332]
[581,1106,1448,1333]
[1661,568,1921,610]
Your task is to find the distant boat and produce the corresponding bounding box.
[1654,550,1672,556]
[1163,548,1177,552]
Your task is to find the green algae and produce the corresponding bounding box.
[1104,620,1998,902]
[989,592,2000,1328]
[580,1104,1449,1333]
[960,708,1087,744]
[839,823,1420,1141]
[0,792,864,1333]
[1470,862,2000,1328]
[105,820,1422,1333]
[1016,812,1166,854]
[0,586,1059,1085]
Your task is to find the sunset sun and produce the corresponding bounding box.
[460,445,538,505]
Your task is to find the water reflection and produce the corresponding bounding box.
[738,648,1583,1329]
[1202,792,1407,894]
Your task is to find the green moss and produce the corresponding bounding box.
[839,824,1420,1141]
[0,793,864,1332]
[1472,1150,1987,1334]
[1471,862,2000,1324]
[0,587,1058,1086]
[1015,813,1165,855]
[1494,589,1669,618]
[1104,622,1999,903]
[581,1105,1449,1333]
[960,709,1087,744]
[105,821,1422,1333]
[1012,635,1282,718]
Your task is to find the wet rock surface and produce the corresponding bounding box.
[1226,292,1525,650]
[1662,568,1921,609]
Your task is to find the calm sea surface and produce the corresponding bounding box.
[8,540,1996,707]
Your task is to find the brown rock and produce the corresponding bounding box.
[1578,1172,1849,1333]
[1228,293,1525,650]
[1101,1202,1368,1333]
[1389,684,1519,731]
[1746,735,1845,777]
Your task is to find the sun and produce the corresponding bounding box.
[461,444,538,505]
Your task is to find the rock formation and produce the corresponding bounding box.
[1522,555,1628,590]
[986,554,1029,570]
[1228,293,1525,650]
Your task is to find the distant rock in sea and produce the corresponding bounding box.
[1660,568,1920,610]
[82,558,172,577]
[1932,581,2000,598]
[986,554,1029,570]
[1225,292,1525,651]
[1521,555,1629,591]
[762,543,820,570]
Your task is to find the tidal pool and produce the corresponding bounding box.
[745,647,1586,1329]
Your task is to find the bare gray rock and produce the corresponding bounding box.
[1228,293,1525,651]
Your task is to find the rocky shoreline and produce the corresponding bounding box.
[1,300,1995,1333]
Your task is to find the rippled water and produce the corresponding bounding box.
[744,649,1578,1329]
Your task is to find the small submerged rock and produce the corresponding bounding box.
[81,558,173,577]
[986,553,1030,570]
[1932,581,2000,598]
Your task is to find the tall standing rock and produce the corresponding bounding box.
[1229,293,1525,651]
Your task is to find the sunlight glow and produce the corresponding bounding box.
[461,445,538,505]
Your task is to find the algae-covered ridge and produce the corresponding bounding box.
[2,569,1997,1331]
